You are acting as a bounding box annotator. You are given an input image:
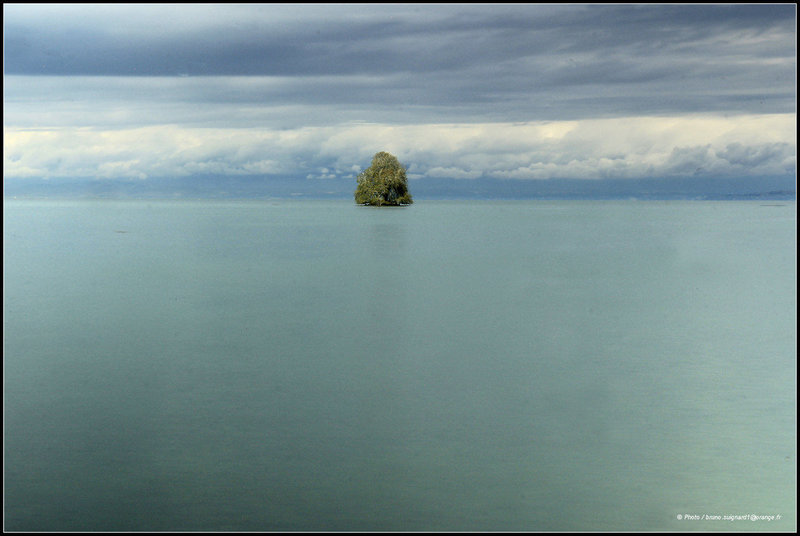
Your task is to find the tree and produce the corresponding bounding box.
[354,151,413,206]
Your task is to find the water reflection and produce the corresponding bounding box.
[369,221,408,253]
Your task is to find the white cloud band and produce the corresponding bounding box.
[4,114,795,181]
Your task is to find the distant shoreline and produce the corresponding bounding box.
[3,176,795,202]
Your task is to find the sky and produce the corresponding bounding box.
[3,3,797,192]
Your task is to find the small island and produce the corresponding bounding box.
[354,151,413,206]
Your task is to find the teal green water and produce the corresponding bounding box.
[4,199,796,531]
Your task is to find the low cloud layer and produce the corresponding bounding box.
[5,115,794,181]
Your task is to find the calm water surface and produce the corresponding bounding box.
[4,199,796,531]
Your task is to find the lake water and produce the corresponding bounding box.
[3,199,796,531]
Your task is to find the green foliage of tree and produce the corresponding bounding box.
[354,151,413,206]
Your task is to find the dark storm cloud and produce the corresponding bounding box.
[4,5,794,73]
[4,3,795,121]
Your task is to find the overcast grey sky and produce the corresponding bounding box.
[3,3,796,183]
